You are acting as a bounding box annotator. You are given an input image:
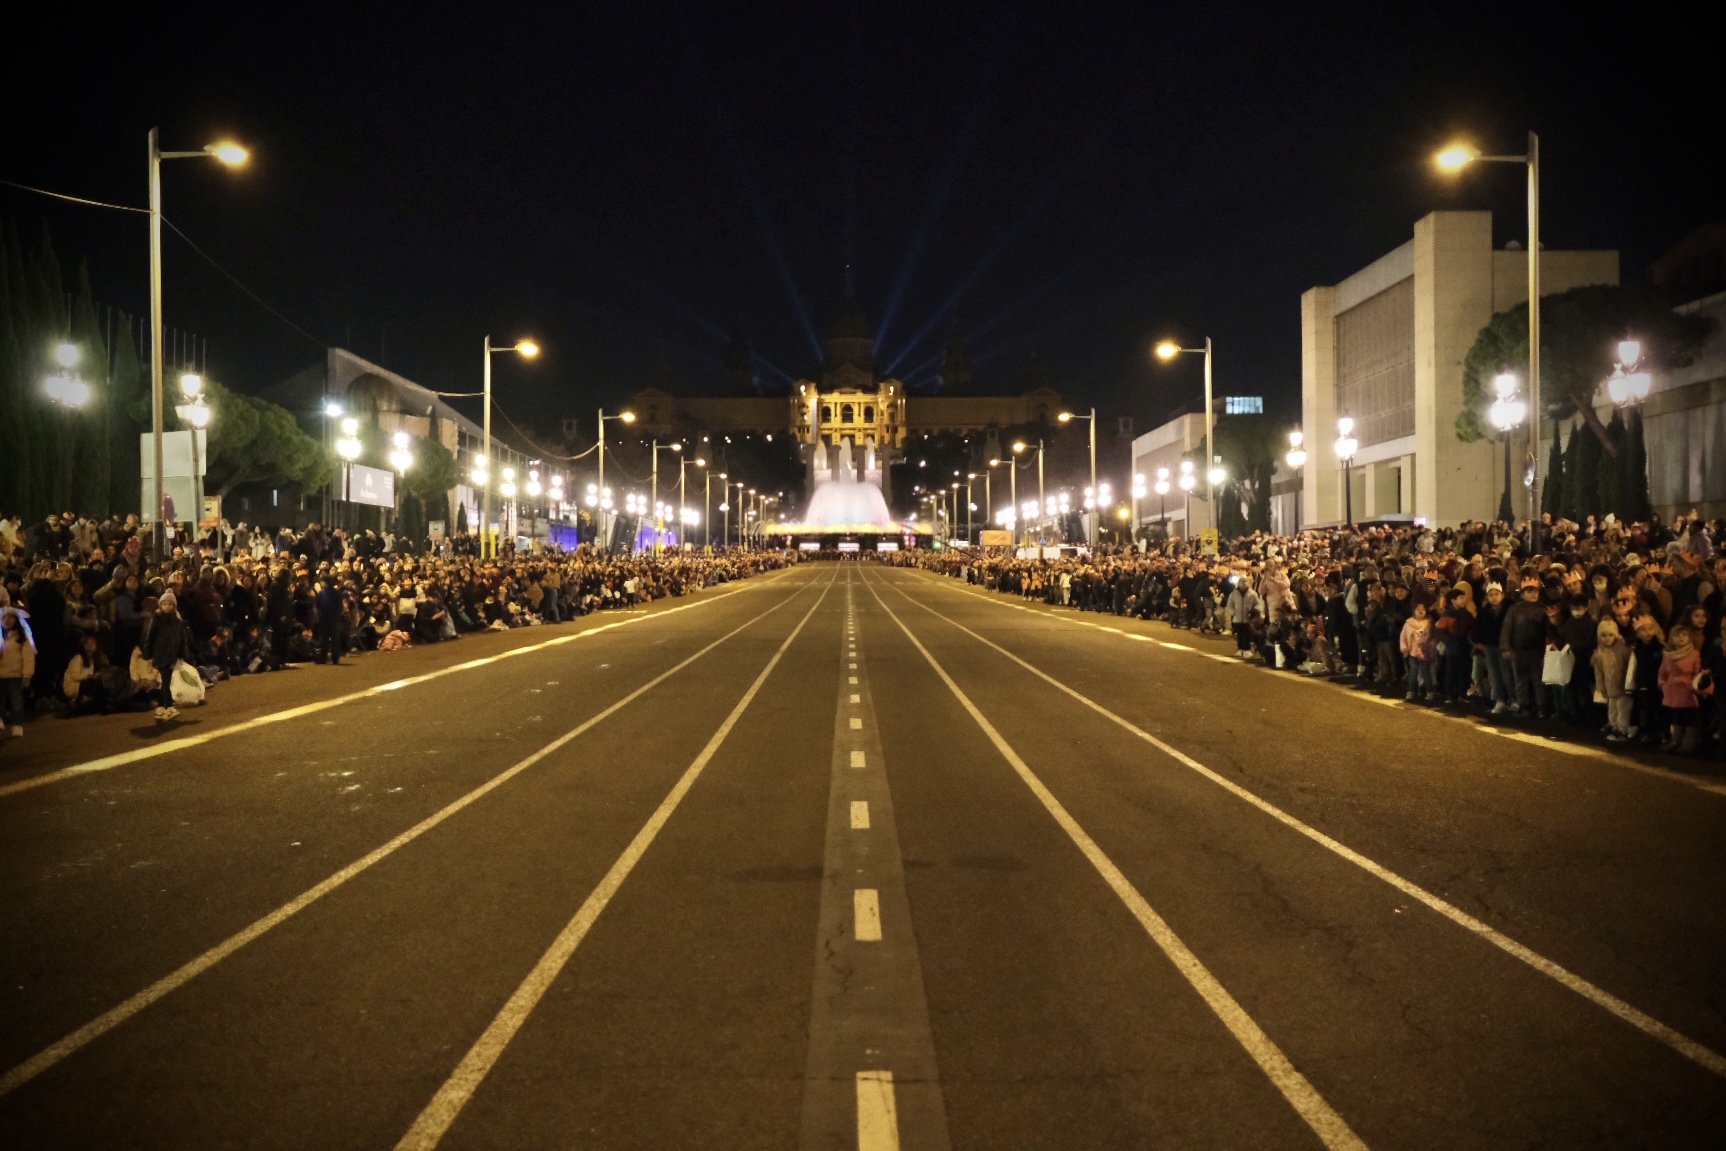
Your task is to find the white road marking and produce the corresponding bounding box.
[886,574,1726,1085]
[0,576,775,801]
[856,1070,901,1151]
[0,579,819,1100]
[849,676,858,685]
[1161,641,1195,651]
[850,693,861,703]
[850,801,871,829]
[853,889,883,941]
[850,662,858,669]
[850,750,866,769]
[850,717,864,730]
[391,582,835,1151]
[866,578,1366,1150]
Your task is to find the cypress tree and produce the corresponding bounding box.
[1599,409,1627,524]
[1626,411,1652,522]
[1542,424,1567,519]
[1571,417,1602,522]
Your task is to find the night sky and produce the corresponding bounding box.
[6,3,1715,440]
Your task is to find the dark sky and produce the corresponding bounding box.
[6,3,1716,437]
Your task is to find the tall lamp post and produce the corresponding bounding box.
[1154,467,1171,535]
[1130,473,1146,550]
[1285,430,1308,533]
[149,129,247,558]
[650,440,682,554]
[1155,336,1215,532]
[481,336,539,558]
[1438,133,1540,553]
[1334,415,1359,527]
[596,408,635,546]
[1012,439,1045,543]
[1058,407,1098,549]
[1006,445,1025,546]
[1488,373,1528,525]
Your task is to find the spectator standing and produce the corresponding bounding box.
[140,590,196,721]
[1400,600,1438,701]
[1500,576,1549,716]
[1,593,36,736]
[1659,623,1703,753]
[1593,619,1633,742]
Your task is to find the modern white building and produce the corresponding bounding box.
[1299,211,1617,527]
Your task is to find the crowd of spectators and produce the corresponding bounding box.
[0,510,792,739]
[888,511,1726,761]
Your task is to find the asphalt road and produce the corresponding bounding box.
[2,560,1724,1150]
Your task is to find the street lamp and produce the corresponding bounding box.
[1154,467,1171,534]
[481,335,539,558]
[597,408,635,503]
[1012,439,1045,544]
[1155,336,1216,532]
[1488,372,1528,525]
[386,430,415,536]
[42,342,91,408]
[679,454,707,550]
[1438,132,1540,553]
[334,414,361,534]
[1334,415,1359,527]
[650,439,682,554]
[1178,459,1196,534]
[149,128,247,559]
[174,372,213,544]
[1285,430,1308,532]
[1131,473,1146,550]
[1606,339,1652,406]
[1058,407,1098,549]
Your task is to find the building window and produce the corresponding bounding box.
[823,405,833,422]
[864,406,875,423]
[842,404,855,423]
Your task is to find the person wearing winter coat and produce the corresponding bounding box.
[1,597,37,737]
[1659,623,1704,753]
[140,590,196,721]
[1592,618,1633,742]
[1472,582,1510,712]
[1400,601,1439,701]
[1500,577,1551,716]
[1630,612,1667,745]
[1225,577,1263,658]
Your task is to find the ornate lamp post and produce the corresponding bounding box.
[1178,459,1196,533]
[1154,467,1171,534]
[1488,373,1528,525]
[1334,415,1359,527]
[1285,430,1308,532]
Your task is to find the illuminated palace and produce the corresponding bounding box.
[621,304,1065,506]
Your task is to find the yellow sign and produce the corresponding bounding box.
[980,529,1012,548]
[1200,528,1220,557]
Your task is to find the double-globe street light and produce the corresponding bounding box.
[1285,430,1308,532]
[1438,132,1540,553]
[175,372,213,541]
[650,440,682,554]
[150,128,247,558]
[1334,415,1359,527]
[1488,374,1528,525]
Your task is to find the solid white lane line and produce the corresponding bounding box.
[850,750,867,769]
[865,580,1367,1150]
[856,1071,901,1151]
[392,582,834,1151]
[850,801,871,829]
[887,574,1726,1084]
[0,574,782,801]
[0,579,819,1101]
[853,889,883,942]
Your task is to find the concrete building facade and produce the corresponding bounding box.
[1300,211,1618,527]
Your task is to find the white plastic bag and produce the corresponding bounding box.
[169,660,206,705]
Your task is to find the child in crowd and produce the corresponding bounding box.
[1659,622,1703,753]
[1400,600,1438,702]
[1,597,37,737]
[1592,618,1633,742]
